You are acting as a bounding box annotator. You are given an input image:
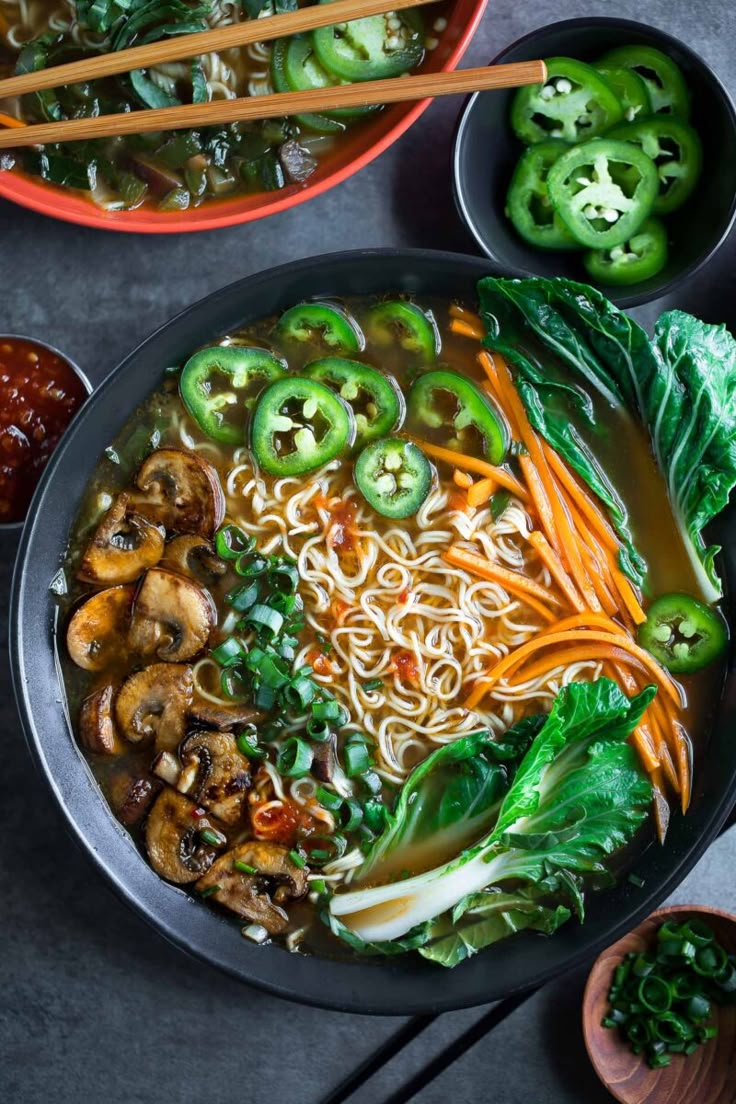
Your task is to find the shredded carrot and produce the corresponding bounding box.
[543,445,620,553]
[630,726,661,775]
[520,644,646,683]
[449,304,484,329]
[519,456,560,553]
[453,469,473,489]
[0,111,25,129]
[477,352,513,424]
[528,530,584,613]
[450,318,485,341]
[410,437,529,500]
[464,629,683,710]
[566,502,621,618]
[650,767,671,842]
[448,489,472,514]
[607,553,647,626]
[650,694,690,809]
[443,545,561,610]
[467,476,496,508]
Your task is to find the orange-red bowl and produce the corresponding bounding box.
[0,0,488,233]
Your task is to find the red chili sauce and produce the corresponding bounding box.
[0,338,87,524]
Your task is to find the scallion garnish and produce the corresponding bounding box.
[344,742,372,778]
[310,878,328,895]
[234,860,257,875]
[289,849,307,869]
[270,561,299,594]
[361,678,383,693]
[360,769,383,796]
[276,736,313,778]
[199,884,221,897]
[316,785,343,813]
[316,632,333,654]
[312,699,340,722]
[236,730,266,759]
[200,827,226,847]
[307,832,347,866]
[234,551,268,577]
[211,636,243,666]
[340,798,364,832]
[226,581,260,612]
[246,603,284,641]
[362,798,387,833]
[215,524,254,561]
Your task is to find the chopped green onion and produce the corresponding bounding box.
[226,581,260,612]
[211,636,243,666]
[307,832,347,866]
[310,878,328,895]
[254,684,277,711]
[246,604,284,641]
[361,769,383,795]
[215,525,254,560]
[344,742,372,778]
[234,551,268,577]
[363,798,387,833]
[316,785,343,812]
[236,729,266,759]
[259,652,290,689]
[270,561,299,594]
[284,675,316,711]
[316,632,333,654]
[276,736,313,778]
[361,678,383,693]
[289,849,307,868]
[234,860,257,875]
[627,873,645,888]
[340,798,363,832]
[199,884,221,897]
[306,717,331,743]
[312,699,340,722]
[200,827,226,847]
[221,667,249,700]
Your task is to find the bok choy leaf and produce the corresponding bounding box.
[329,680,653,952]
[477,277,736,601]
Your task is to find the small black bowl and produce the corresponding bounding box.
[452,18,736,308]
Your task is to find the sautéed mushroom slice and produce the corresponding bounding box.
[78,685,119,755]
[128,568,214,662]
[195,842,309,934]
[115,662,193,750]
[78,494,165,586]
[67,584,135,671]
[160,534,227,585]
[145,789,223,884]
[131,449,225,536]
[110,775,161,827]
[188,700,263,730]
[176,731,251,825]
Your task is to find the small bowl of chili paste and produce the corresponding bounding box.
[452,17,736,308]
[0,336,91,529]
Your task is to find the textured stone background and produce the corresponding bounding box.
[1,1,735,1101]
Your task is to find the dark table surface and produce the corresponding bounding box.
[2,1,736,1102]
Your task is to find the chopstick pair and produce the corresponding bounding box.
[0,0,546,148]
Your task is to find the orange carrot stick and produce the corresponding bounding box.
[410,437,529,500]
[0,112,25,129]
[453,469,473,489]
[450,318,485,341]
[528,530,585,612]
[543,445,620,553]
[467,476,497,508]
[519,456,561,555]
[443,546,561,608]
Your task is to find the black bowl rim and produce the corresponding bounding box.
[9,247,736,1014]
[452,16,736,310]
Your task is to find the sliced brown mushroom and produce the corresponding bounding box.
[195,842,308,933]
[78,685,120,755]
[67,584,135,671]
[145,789,221,884]
[131,448,225,536]
[188,699,263,731]
[110,775,161,827]
[160,535,227,586]
[176,731,251,825]
[115,662,193,750]
[129,568,214,662]
[78,494,165,586]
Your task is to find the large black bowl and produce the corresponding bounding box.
[452,18,736,309]
[10,250,736,1014]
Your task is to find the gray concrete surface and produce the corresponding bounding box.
[1,1,735,1101]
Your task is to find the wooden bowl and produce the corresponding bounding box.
[583,906,736,1104]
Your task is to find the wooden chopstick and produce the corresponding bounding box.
[0,0,438,100]
[0,62,546,149]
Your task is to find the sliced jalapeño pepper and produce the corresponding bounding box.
[364,300,438,361]
[607,116,703,214]
[583,217,668,285]
[407,369,508,465]
[312,2,424,82]
[304,357,403,447]
[275,302,364,354]
[275,35,374,121]
[270,37,345,135]
[594,64,651,121]
[354,438,432,519]
[506,140,579,250]
[510,57,623,145]
[250,377,354,476]
[638,593,727,674]
[179,345,285,444]
[598,46,691,119]
[547,138,659,249]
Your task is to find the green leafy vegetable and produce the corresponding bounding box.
[329,679,653,953]
[478,277,736,601]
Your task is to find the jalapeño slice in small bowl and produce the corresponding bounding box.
[506,140,579,250]
[407,369,508,465]
[180,345,285,444]
[638,592,728,674]
[274,302,364,354]
[597,45,691,119]
[312,4,424,82]
[594,64,651,121]
[547,138,659,249]
[304,357,403,448]
[364,301,439,361]
[583,217,668,286]
[606,116,703,215]
[251,377,354,476]
[354,438,432,519]
[510,57,624,145]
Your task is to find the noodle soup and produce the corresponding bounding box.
[58,287,729,963]
[0,1,448,212]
